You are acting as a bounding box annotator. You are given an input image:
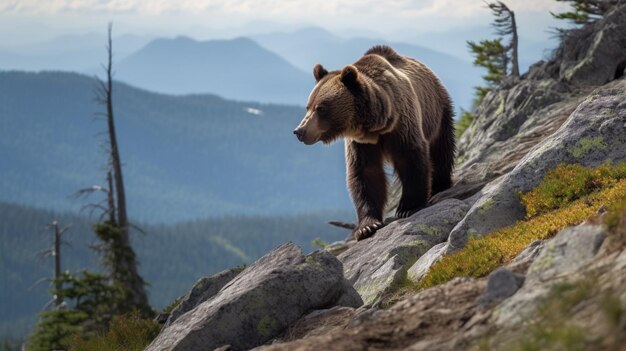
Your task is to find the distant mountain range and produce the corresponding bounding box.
[115,36,312,104]
[253,26,483,110]
[0,27,486,109]
[0,33,153,72]
[0,71,352,222]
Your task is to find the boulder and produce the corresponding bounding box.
[447,81,626,252]
[338,199,470,305]
[406,242,447,283]
[454,78,575,186]
[494,223,607,327]
[165,266,243,326]
[559,4,626,86]
[146,243,361,351]
[475,268,524,307]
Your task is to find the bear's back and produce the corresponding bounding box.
[362,45,451,143]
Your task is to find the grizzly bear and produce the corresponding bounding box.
[293,45,455,240]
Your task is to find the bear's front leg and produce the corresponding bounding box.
[390,141,431,218]
[346,141,387,240]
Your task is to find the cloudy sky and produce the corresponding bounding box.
[1,0,570,46]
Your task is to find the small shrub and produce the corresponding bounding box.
[70,310,160,351]
[312,237,329,249]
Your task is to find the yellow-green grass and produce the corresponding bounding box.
[417,163,626,290]
[521,163,626,218]
[70,311,159,351]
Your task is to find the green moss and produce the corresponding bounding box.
[569,136,607,158]
[303,255,323,272]
[478,198,495,215]
[484,277,625,351]
[256,315,278,338]
[414,224,441,236]
[495,97,505,115]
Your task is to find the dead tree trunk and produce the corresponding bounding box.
[509,7,520,77]
[52,221,62,308]
[99,23,149,311]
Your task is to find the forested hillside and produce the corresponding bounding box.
[0,71,351,222]
[0,201,351,341]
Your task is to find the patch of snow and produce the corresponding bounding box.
[245,107,263,116]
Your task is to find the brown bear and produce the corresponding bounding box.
[293,45,455,240]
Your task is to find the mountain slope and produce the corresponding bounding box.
[0,201,351,340]
[0,71,351,222]
[115,36,312,104]
[0,33,152,72]
[253,27,482,110]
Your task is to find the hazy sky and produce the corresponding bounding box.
[1,0,570,46]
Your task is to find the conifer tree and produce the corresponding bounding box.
[551,0,621,24]
[467,1,519,104]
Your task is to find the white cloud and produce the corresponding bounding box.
[0,0,569,18]
[0,0,570,45]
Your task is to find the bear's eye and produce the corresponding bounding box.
[316,105,327,114]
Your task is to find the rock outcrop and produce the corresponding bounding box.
[146,243,361,351]
[447,80,626,252]
[165,266,244,327]
[152,5,626,350]
[338,199,469,305]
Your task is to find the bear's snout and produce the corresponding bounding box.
[293,128,306,142]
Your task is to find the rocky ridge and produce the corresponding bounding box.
[148,5,626,351]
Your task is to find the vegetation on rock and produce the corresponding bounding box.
[552,0,621,24]
[418,162,626,289]
[520,162,626,218]
[70,311,159,351]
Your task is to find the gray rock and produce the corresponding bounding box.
[559,4,626,86]
[447,81,626,253]
[406,242,447,283]
[476,268,524,307]
[495,223,607,326]
[338,199,470,304]
[146,243,358,351]
[165,266,243,326]
[455,78,574,185]
[335,279,365,308]
[507,240,545,274]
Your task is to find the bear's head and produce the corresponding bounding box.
[294,63,368,145]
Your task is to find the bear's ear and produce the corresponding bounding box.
[340,65,359,89]
[313,64,328,82]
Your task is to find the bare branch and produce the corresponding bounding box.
[29,277,51,291]
[328,221,356,230]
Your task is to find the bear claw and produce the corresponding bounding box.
[354,222,383,241]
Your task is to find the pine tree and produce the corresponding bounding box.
[27,272,117,351]
[551,0,621,24]
[467,1,519,104]
[467,39,507,103]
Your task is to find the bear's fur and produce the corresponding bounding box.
[294,45,455,240]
